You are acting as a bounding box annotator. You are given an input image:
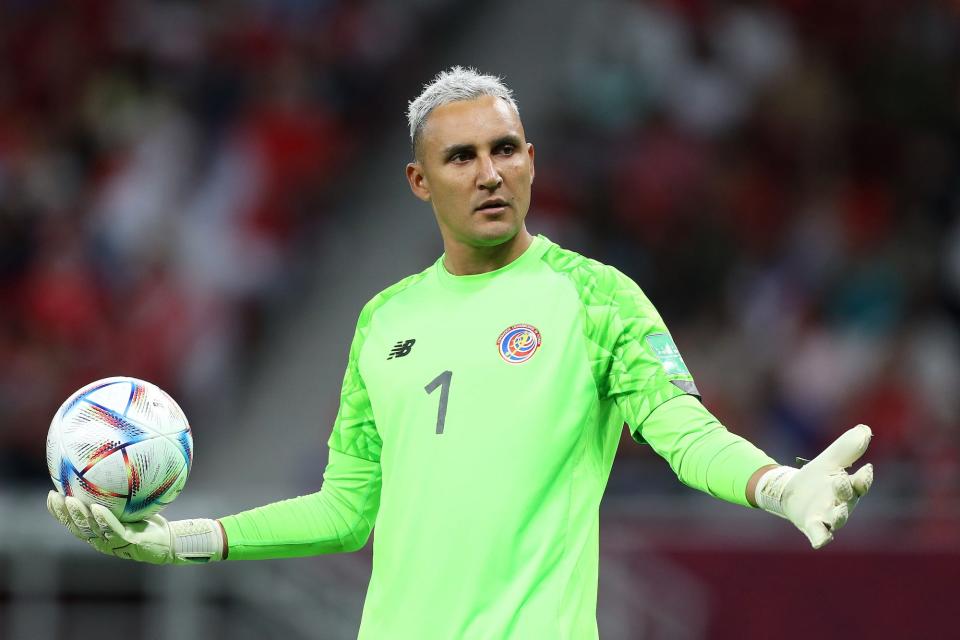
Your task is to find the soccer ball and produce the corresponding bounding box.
[46,376,193,522]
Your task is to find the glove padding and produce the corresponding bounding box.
[756,424,874,549]
[47,491,224,564]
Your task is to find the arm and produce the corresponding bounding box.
[49,300,386,564]
[219,448,381,560]
[47,448,381,564]
[638,395,874,548]
[585,267,779,507]
[210,297,385,561]
[637,394,777,507]
[592,266,874,547]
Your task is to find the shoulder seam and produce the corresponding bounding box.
[363,265,433,320]
[538,244,622,307]
[537,245,615,398]
[354,265,432,366]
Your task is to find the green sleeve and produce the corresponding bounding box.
[559,258,774,506]
[639,394,777,507]
[327,300,383,462]
[221,449,381,559]
[539,248,697,425]
[594,265,698,432]
[221,302,385,559]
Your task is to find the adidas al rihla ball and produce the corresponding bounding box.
[46,376,193,522]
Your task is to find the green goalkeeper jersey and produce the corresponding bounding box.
[221,235,775,638]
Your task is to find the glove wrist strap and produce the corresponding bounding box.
[171,518,224,564]
[755,466,799,519]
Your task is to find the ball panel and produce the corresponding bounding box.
[123,460,188,522]
[45,430,60,480]
[122,437,190,520]
[69,438,123,474]
[58,456,78,497]
[84,381,134,414]
[67,401,150,441]
[54,378,120,422]
[157,388,190,434]
[72,474,128,517]
[83,448,129,497]
[176,428,194,466]
[126,438,184,495]
[126,385,190,437]
[62,463,86,498]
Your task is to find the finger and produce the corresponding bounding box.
[47,491,83,537]
[809,424,872,470]
[803,519,834,549]
[51,493,86,539]
[47,491,66,523]
[84,505,106,538]
[833,475,854,503]
[850,463,874,497]
[65,497,97,540]
[825,503,849,532]
[91,504,127,542]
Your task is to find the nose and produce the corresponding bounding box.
[476,154,503,191]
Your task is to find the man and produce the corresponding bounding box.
[48,67,874,639]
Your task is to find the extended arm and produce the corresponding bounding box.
[47,447,381,564]
[48,299,386,564]
[592,264,873,548]
[639,395,874,548]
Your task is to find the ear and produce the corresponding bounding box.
[527,142,535,184]
[406,162,431,202]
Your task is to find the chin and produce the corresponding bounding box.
[468,222,520,247]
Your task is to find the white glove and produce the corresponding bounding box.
[47,491,224,565]
[755,424,874,549]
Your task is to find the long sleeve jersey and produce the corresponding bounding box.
[220,235,775,639]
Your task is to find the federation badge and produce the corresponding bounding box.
[497,323,542,364]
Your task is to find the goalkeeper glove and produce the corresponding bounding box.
[755,424,874,549]
[47,491,225,564]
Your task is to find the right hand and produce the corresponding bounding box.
[47,491,224,564]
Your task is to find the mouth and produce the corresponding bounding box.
[475,198,509,214]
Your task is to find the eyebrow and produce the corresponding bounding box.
[441,134,523,159]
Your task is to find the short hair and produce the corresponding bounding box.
[407,66,518,158]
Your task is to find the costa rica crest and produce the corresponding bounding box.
[497,323,542,364]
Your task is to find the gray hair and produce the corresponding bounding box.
[407,66,518,157]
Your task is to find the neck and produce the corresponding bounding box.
[442,228,534,276]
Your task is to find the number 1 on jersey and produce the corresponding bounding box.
[424,370,452,434]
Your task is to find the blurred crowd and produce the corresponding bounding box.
[533,0,960,539]
[2,0,958,542]
[0,0,454,480]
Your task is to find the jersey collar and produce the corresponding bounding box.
[435,234,550,291]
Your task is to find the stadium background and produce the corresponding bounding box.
[0,0,957,638]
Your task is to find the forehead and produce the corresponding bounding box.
[420,95,524,151]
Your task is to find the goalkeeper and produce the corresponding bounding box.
[48,67,874,639]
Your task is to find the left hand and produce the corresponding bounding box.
[756,425,874,549]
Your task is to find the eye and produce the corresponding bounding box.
[448,150,474,163]
[497,144,516,156]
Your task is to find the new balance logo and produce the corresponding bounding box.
[387,339,416,360]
